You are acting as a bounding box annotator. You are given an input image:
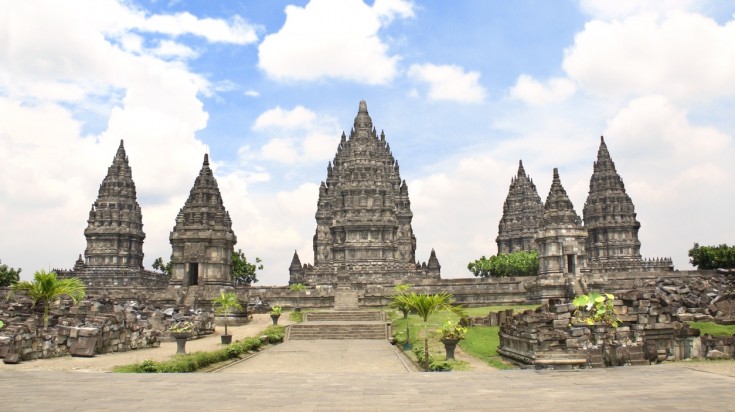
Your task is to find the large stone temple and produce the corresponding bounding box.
[169,154,237,287]
[59,140,168,288]
[289,100,441,286]
[496,136,673,274]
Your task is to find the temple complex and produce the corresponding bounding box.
[496,160,543,254]
[169,154,237,287]
[58,140,167,287]
[289,100,441,286]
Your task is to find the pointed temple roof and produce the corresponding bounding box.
[295,100,439,284]
[496,160,544,254]
[542,168,583,229]
[83,139,145,269]
[583,136,642,266]
[290,250,302,271]
[171,154,235,239]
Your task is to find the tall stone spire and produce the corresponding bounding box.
[536,168,587,276]
[583,136,643,271]
[169,154,237,287]
[83,140,145,269]
[295,100,440,286]
[496,160,544,254]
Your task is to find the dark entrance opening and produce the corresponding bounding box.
[189,263,199,286]
[566,255,576,274]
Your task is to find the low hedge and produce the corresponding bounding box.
[114,325,285,373]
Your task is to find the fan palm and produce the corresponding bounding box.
[11,270,86,328]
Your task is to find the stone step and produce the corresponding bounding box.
[305,311,383,322]
[288,322,388,340]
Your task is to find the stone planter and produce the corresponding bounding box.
[270,314,281,325]
[441,338,460,360]
[221,334,233,345]
[171,332,192,355]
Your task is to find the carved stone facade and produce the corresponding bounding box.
[289,101,440,286]
[59,141,167,287]
[169,154,237,287]
[536,168,588,277]
[496,160,544,254]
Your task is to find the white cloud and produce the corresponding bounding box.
[509,75,577,106]
[563,11,735,102]
[258,0,412,84]
[408,63,487,103]
[253,106,318,130]
[0,0,259,279]
[244,90,260,97]
[579,0,700,19]
[249,105,341,165]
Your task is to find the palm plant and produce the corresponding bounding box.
[10,270,85,328]
[389,283,412,319]
[211,292,243,337]
[402,292,462,370]
[289,283,306,311]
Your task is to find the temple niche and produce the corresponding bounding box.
[59,140,167,288]
[169,154,237,287]
[289,100,441,286]
[496,160,543,254]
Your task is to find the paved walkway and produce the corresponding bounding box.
[1,364,734,410]
[216,339,415,373]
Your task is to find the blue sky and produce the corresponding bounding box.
[1,0,734,285]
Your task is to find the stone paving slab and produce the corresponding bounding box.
[1,366,734,411]
[218,339,412,373]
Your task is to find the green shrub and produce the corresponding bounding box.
[467,251,539,278]
[429,360,453,371]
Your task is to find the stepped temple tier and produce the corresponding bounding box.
[169,154,237,287]
[58,140,168,288]
[289,100,441,286]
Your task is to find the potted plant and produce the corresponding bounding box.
[168,321,193,355]
[269,306,282,325]
[289,283,306,312]
[438,320,467,361]
[212,291,243,344]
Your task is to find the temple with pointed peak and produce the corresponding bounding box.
[289,100,441,286]
[496,160,544,254]
[169,153,237,287]
[496,136,673,276]
[58,140,168,288]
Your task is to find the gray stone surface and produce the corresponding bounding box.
[496,160,543,254]
[1,365,734,411]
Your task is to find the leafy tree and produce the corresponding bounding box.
[152,257,172,276]
[688,243,735,270]
[0,260,22,287]
[401,292,464,371]
[467,251,539,278]
[231,249,263,285]
[211,292,243,337]
[10,270,86,328]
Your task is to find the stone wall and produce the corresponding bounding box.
[498,288,702,368]
[0,291,213,362]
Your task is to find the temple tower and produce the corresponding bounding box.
[169,154,237,287]
[496,160,544,254]
[82,140,146,269]
[536,168,588,276]
[292,100,440,286]
[583,136,643,272]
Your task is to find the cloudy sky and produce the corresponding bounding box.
[1,0,734,285]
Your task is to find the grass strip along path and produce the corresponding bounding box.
[113,325,285,373]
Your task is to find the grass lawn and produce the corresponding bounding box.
[688,321,735,336]
[390,304,535,370]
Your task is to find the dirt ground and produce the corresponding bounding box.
[0,314,293,372]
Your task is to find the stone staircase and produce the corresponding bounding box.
[333,289,359,310]
[287,311,390,341]
[182,285,198,308]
